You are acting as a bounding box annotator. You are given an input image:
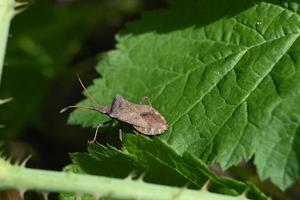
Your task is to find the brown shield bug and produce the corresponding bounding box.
[61,76,168,142]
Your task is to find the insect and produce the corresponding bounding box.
[61,76,168,142]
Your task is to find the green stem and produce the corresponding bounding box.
[0,158,249,200]
[0,0,15,86]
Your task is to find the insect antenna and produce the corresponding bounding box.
[60,105,100,113]
[76,74,103,109]
[60,75,109,114]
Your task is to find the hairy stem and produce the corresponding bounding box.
[0,0,15,86]
[0,158,249,200]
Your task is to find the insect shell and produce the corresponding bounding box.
[106,95,168,135]
[61,76,168,136]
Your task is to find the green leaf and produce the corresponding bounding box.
[67,135,267,200]
[69,0,300,189]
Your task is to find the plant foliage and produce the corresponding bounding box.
[69,0,300,190]
[60,135,267,200]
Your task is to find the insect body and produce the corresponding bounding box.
[61,76,168,138]
[101,94,168,135]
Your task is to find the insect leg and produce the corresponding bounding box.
[88,120,113,143]
[139,96,152,106]
[88,123,103,144]
[119,129,123,142]
[133,130,139,135]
